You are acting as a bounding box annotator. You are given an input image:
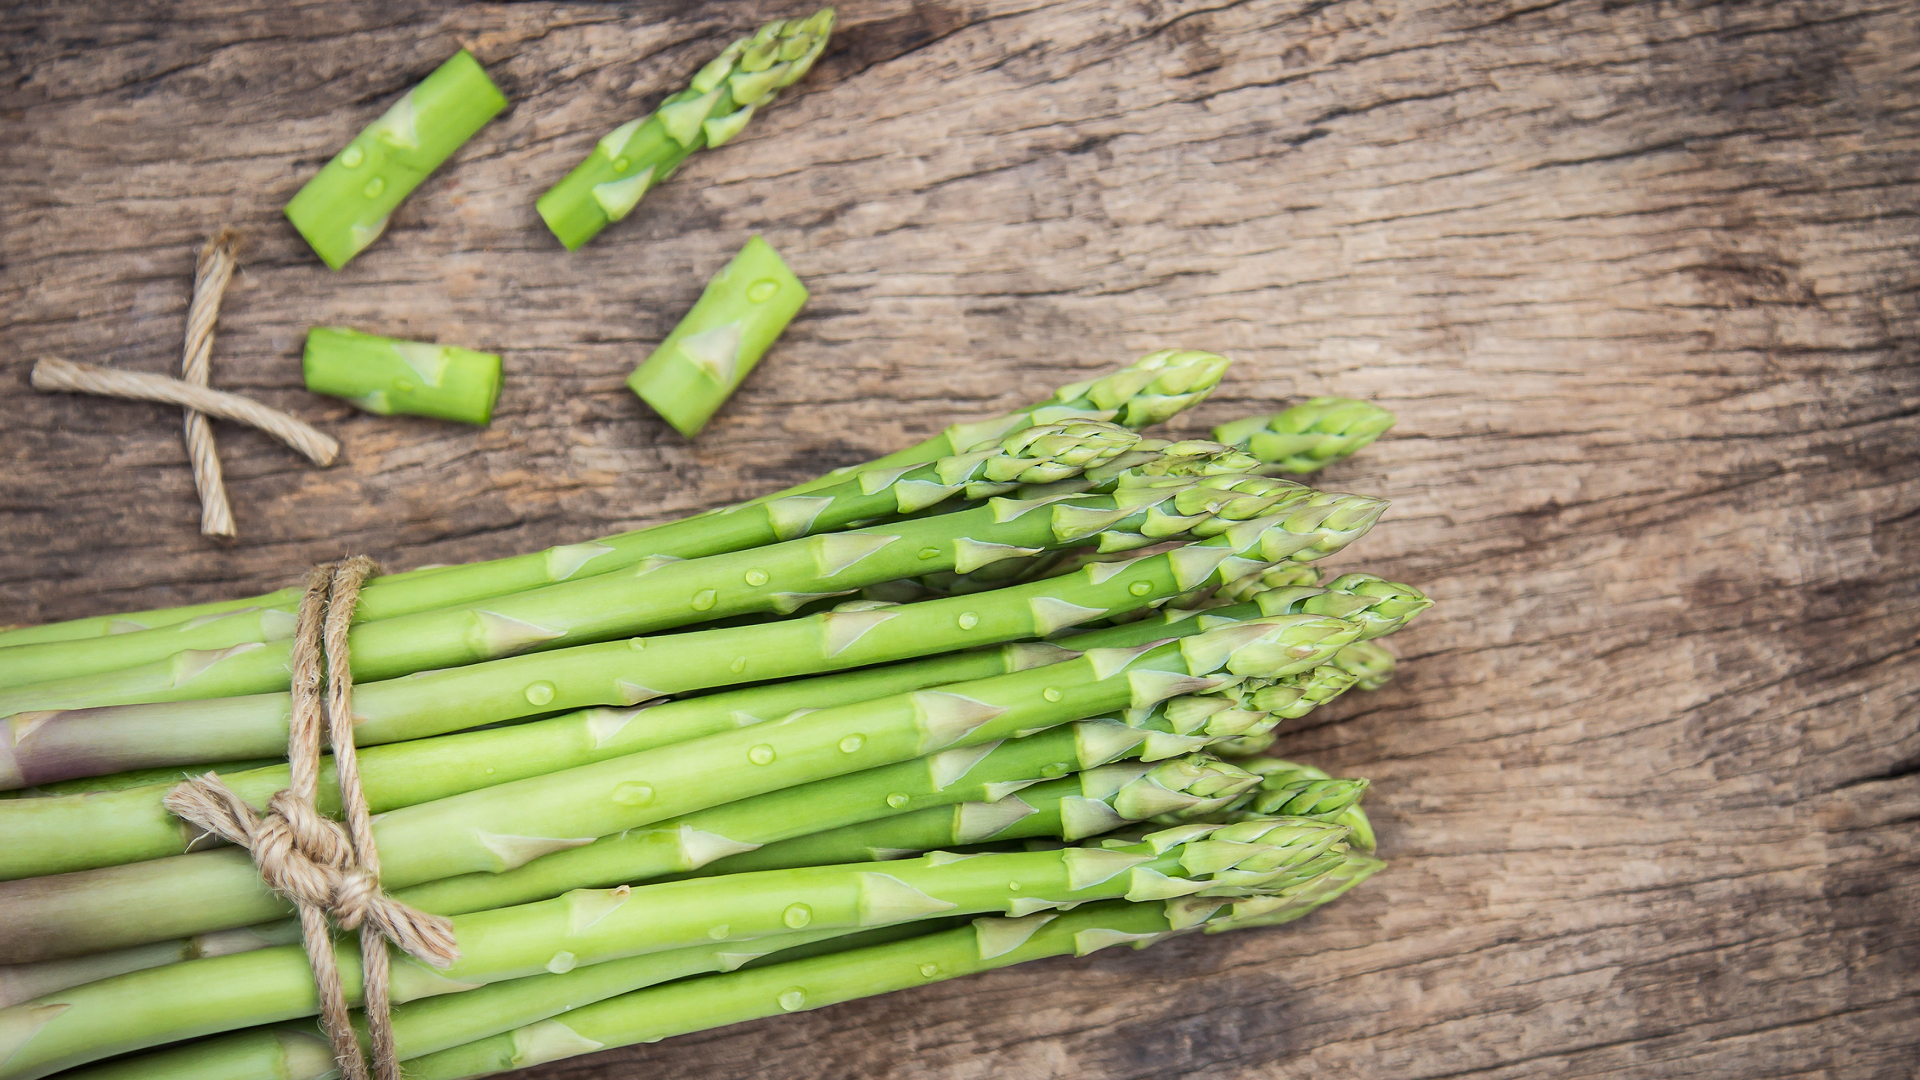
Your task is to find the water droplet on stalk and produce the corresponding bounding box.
[709,924,730,939]
[692,589,718,611]
[745,569,769,585]
[524,681,556,706]
[547,951,577,974]
[778,987,807,1011]
[839,734,865,753]
[362,176,385,198]
[1042,688,1062,702]
[340,146,364,168]
[783,903,812,928]
[919,963,939,977]
[886,793,909,808]
[749,744,776,765]
[748,279,781,303]
[612,781,654,806]
[958,612,979,629]
[1129,581,1153,596]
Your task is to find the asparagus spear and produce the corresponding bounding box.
[627,236,808,437]
[0,625,1406,1000]
[0,482,1386,791]
[72,857,1389,1080]
[0,350,1228,653]
[401,856,1384,1080]
[0,418,1141,697]
[537,10,835,250]
[302,328,503,425]
[0,568,1424,885]
[0,819,1349,1078]
[1214,397,1397,473]
[285,51,507,270]
[1226,757,1379,853]
[0,613,1360,962]
[693,753,1274,875]
[55,922,913,1080]
[0,588,1418,1002]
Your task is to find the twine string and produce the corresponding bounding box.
[163,557,455,1080]
[181,231,242,538]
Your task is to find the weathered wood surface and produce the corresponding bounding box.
[4,0,1917,1076]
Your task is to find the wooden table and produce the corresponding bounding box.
[4,1,1916,1076]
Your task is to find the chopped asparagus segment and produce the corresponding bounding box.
[302,327,503,425]
[284,51,507,270]
[627,237,808,437]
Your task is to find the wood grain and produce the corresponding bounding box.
[3,0,1916,1077]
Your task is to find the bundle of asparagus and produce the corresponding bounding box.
[0,353,1420,1080]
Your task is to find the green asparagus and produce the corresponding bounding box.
[538,10,834,250]
[0,418,1139,700]
[0,612,1360,961]
[627,236,808,437]
[0,481,1387,791]
[0,818,1349,1078]
[285,51,507,270]
[302,328,503,425]
[1214,397,1397,473]
[0,351,1228,655]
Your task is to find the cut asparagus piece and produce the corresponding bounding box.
[0,351,1228,653]
[1214,397,1397,473]
[537,10,834,250]
[0,418,1139,693]
[302,327,503,425]
[0,614,1362,962]
[0,819,1349,1079]
[627,237,808,437]
[284,51,507,270]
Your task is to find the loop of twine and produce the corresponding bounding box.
[164,556,455,1080]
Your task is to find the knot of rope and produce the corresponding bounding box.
[162,555,455,1080]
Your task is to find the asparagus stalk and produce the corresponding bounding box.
[1226,757,1379,853]
[0,418,1143,699]
[285,51,507,270]
[0,570,1424,884]
[0,481,1387,791]
[0,688,1256,1001]
[0,629,1404,999]
[694,753,1272,876]
[0,350,1228,653]
[1214,397,1397,474]
[405,855,1386,1080]
[0,819,1350,1078]
[537,10,835,250]
[75,857,1389,1080]
[0,417,1144,703]
[0,613,1361,962]
[302,328,503,425]
[627,236,808,437]
[56,922,912,1080]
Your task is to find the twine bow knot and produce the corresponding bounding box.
[162,556,455,1080]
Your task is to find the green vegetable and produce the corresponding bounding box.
[302,328,503,425]
[0,818,1350,1079]
[627,237,808,437]
[1213,396,1396,473]
[0,478,1389,791]
[537,11,834,250]
[0,613,1362,962]
[0,350,1228,655]
[285,51,507,270]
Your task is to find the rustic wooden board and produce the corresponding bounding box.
[3,0,1917,1076]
